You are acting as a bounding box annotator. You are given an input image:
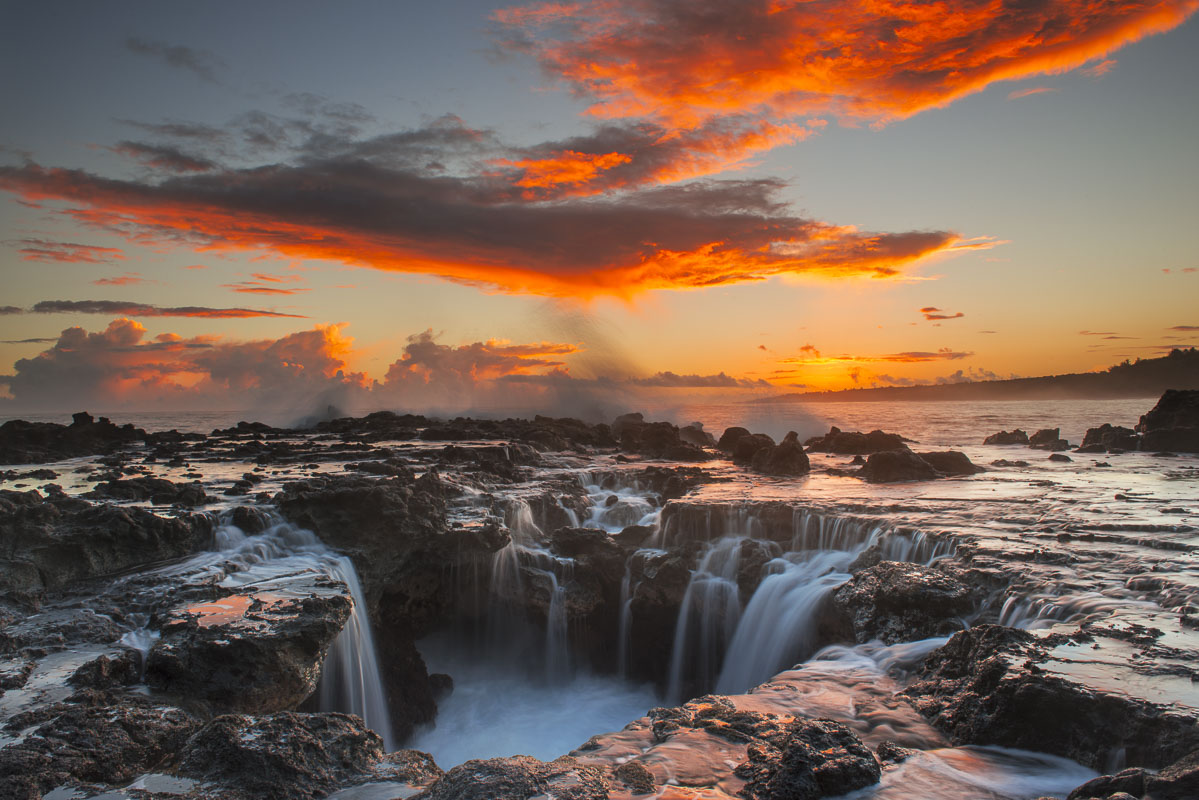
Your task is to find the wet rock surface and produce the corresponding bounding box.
[832,561,979,644]
[737,717,881,800]
[413,754,610,800]
[805,427,910,454]
[1137,389,1199,452]
[1066,748,1199,800]
[984,429,1030,445]
[0,412,147,465]
[750,431,811,477]
[904,625,1199,770]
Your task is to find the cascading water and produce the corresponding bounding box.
[665,536,745,701]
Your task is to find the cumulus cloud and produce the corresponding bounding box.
[629,371,769,388]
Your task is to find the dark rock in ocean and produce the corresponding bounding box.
[435,443,542,481]
[990,459,1030,467]
[1029,428,1071,451]
[918,451,984,476]
[859,449,937,482]
[1048,453,1072,462]
[903,625,1199,770]
[177,712,385,800]
[1137,389,1199,453]
[717,426,752,452]
[0,489,210,605]
[313,410,429,440]
[619,418,712,461]
[0,697,200,799]
[413,755,609,800]
[0,412,147,465]
[85,476,210,506]
[733,433,776,463]
[831,561,977,644]
[1067,748,1199,800]
[983,429,1030,445]
[679,422,717,448]
[750,432,811,477]
[416,415,616,452]
[876,740,920,765]
[736,717,882,800]
[630,465,717,501]
[1080,423,1140,452]
[145,581,352,714]
[805,427,910,455]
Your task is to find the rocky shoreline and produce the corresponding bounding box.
[0,392,1196,799]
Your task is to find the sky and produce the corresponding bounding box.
[1,0,1197,417]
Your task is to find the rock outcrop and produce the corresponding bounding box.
[750,432,811,477]
[0,412,147,465]
[1137,389,1199,452]
[805,427,910,454]
[983,430,1029,445]
[832,562,978,644]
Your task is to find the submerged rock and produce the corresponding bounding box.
[903,625,1199,770]
[1029,428,1071,451]
[177,712,385,800]
[983,429,1030,445]
[805,427,910,455]
[1137,389,1199,453]
[831,562,978,644]
[737,717,882,800]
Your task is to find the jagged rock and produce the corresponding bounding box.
[918,451,984,476]
[903,625,1199,770]
[413,755,609,800]
[876,741,920,764]
[1066,748,1199,800]
[805,427,910,455]
[0,489,210,605]
[0,412,147,465]
[177,712,384,800]
[631,465,717,501]
[68,651,141,690]
[750,432,811,477]
[717,426,752,452]
[984,430,1030,445]
[1029,428,1071,451]
[736,717,882,800]
[832,561,978,644]
[990,459,1030,467]
[619,419,712,461]
[680,422,717,448]
[85,476,210,506]
[614,760,655,794]
[1080,424,1139,452]
[145,581,352,714]
[733,433,776,464]
[415,415,616,452]
[0,697,200,799]
[1137,389,1199,452]
[859,450,937,482]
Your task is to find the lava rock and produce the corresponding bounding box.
[1136,389,1199,453]
[805,427,910,455]
[831,561,978,644]
[733,433,776,464]
[1080,423,1140,452]
[177,712,384,800]
[903,625,1199,770]
[85,476,210,506]
[983,430,1030,445]
[717,426,752,452]
[413,755,609,800]
[736,717,882,800]
[679,422,718,448]
[858,449,937,482]
[619,418,712,461]
[0,412,147,465]
[146,581,352,714]
[1048,453,1072,462]
[750,432,812,477]
[918,451,984,476]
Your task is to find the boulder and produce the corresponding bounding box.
[903,625,1199,770]
[85,476,210,506]
[750,432,811,477]
[679,422,717,448]
[1137,389,1199,452]
[1029,428,1071,451]
[805,427,910,455]
[413,755,609,800]
[733,433,776,464]
[145,581,352,714]
[1067,749,1199,800]
[717,426,752,452]
[177,712,385,800]
[983,430,1029,445]
[917,451,984,476]
[736,717,882,800]
[858,450,937,483]
[831,562,978,644]
[619,419,711,461]
[1080,424,1139,452]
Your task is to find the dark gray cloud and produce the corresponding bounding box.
[630,370,769,388]
[25,300,305,319]
[125,37,224,83]
[0,337,57,344]
[111,141,216,172]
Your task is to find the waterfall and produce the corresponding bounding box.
[715,550,853,693]
[319,555,395,751]
[665,536,745,702]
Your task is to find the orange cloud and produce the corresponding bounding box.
[920,306,964,320]
[15,238,125,263]
[782,346,973,365]
[498,0,1197,126]
[92,273,146,286]
[1007,87,1058,100]
[24,299,305,318]
[0,162,987,298]
[1083,58,1118,77]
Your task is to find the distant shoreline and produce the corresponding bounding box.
[754,348,1199,404]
